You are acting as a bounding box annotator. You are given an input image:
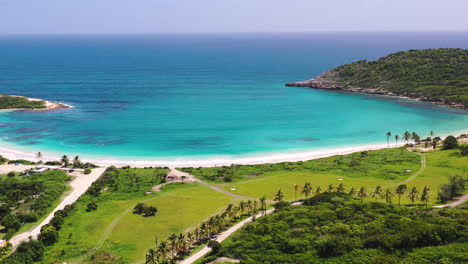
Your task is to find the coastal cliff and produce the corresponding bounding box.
[286,48,468,109]
[0,94,70,111]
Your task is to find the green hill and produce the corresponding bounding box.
[286,48,468,108]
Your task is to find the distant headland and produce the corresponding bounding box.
[286,48,468,109]
[0,94,70,111]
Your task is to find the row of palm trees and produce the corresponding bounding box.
[289,183,431,207]
[386,131,435,148]
[145,199,266,264]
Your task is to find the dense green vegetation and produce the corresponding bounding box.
[323,49,468,107]
[0,95,46,109]
[205,194,468,264]
[0,170,70,240]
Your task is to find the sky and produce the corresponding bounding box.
[0,0,467,34]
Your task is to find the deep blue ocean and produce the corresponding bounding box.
[0,33,467,161]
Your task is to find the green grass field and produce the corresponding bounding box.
[201,148,466,205]
[41,183,232,263]
[36,147,467,264]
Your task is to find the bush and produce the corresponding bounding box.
[1,214,21,231]
[38,225,58,245]
[44,161,62,166]
[459,145,468,156]
[83,168,92,174]
[86,201,98,211]
[442,136,458,150]
[7,159,35,165]
[0,155,8,164]
[7,171,16,177]
[133,202,157,216]
[207,240,221,253]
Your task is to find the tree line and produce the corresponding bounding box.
[145,199,264,264]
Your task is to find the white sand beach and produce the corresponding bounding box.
[0,129,465,168]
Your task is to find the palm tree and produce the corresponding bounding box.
[274,189,284,203]
[384,189,394,203]
[73,155,81,168]
[348,187,356,196]
[395,135,400,147]
[371,186,382,201]
[145,249,157,264]
[314,186,322,196]
[294,184,300,200]
[157,241,170,262]
[357,186,367,202]
[259,196,267,215]
[386,132,392,148]
[336,183,345,193]
[408,187,419,206]
[301,183,312,199]
[168,233,178,258]
[239,201,246,214]
[61,155,69,167]
[326,184,334,193]
[395,184,407,205]
[403,131,411,145]
[421,187,430,208]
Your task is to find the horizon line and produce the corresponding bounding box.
[1,30,468,36]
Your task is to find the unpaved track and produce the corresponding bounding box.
[170,168,258,201]
[433,194,468,208]
[9,167,106,248]
[384,152,426,188]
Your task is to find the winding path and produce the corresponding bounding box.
[170,168,258,201]
[9,167,107,249]
[384,152,426,188]
[433,194,468,208]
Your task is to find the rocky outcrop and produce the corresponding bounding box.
[286,75,466,109]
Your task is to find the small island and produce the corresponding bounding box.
[286,48,468,109]
[0,94,69,111]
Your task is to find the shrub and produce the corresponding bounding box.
[1,214,21,231]
[459,145,468,156]
[7,171,16,177]
[133,202,157,216]
[207,240,221,253]
[8,159,35,165]
[38,225,58,245]
[83,168,92,174]
[442,136,458,150]
[86,201,98,211]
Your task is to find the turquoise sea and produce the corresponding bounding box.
[0,33,467,162]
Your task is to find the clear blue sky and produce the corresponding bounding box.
[1,0,467,34]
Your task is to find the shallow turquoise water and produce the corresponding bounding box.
[0,33,467,161]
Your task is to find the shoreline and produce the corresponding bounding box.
[0,129,466,167]
[285,78,467,110]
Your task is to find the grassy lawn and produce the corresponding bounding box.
[42,183,232,263]
[194,148,466,205]
[399,149,468,205]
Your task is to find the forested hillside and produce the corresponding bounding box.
[286,49,468,108]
